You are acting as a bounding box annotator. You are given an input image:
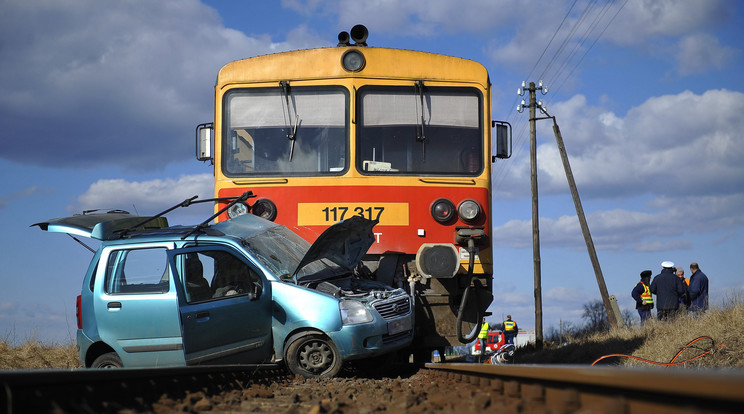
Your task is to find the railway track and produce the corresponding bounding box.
[427,362,744,413]
[0,364,291,413]
[2,362,743,413]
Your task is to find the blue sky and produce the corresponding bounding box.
[1,0,742,344]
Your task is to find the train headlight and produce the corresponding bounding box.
[252,199,277,221]
[458,200,481,223]
[227,202,249,219]
[431,198,455,223]
[341,50,365,72]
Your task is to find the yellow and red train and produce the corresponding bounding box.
[196,25,511,357]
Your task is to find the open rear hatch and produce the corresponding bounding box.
[32,211,168,240]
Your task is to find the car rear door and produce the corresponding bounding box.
[169,246,273,365]
[94,243,185,367]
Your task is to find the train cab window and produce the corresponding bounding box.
[357,86,483,175]
[222,87,349,177]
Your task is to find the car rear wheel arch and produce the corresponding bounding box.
[91,351,123,368]
[86,342,118,368]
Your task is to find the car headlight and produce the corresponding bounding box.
[339,300,373,325]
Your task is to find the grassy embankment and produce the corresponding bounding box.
[0,338,79,369]
[516,295,744,367]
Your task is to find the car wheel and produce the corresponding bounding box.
[284,333,342,378]
[91,352,123,368]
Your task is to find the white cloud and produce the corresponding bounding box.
[494,193,744,251]
[604,0,730,45]
[675,33,738,76]
[0,186,52,211]
[497,89,744,200]
[73,174,213,217]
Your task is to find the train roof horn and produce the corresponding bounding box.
[338,24,368,47]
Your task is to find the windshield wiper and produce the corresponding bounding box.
[414,80,426,161]
[280,80,300,161]
[182,191,257,240]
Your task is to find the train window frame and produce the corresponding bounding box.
[355,85,484,177]
[221,85,350,178]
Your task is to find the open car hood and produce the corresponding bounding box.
[32,212,168,240]
[293,216,378,281]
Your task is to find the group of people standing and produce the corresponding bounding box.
[478,315,519,356]
[632,261,709,323]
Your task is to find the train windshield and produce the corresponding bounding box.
[223,86,348,177]
[357,86,483,175]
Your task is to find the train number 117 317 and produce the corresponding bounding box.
[322,206,384,222]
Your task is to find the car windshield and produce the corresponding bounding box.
[241,226,340,281]
[223,86,348,177]
[356,86,483,175]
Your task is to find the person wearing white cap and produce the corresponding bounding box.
[650,261,686,320]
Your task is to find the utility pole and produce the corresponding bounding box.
[518,81,546,349]
[518,81,620,330]
[550,119,619,329]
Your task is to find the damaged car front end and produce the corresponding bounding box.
[218,214,414,376]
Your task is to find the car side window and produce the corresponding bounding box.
[177,250,263,304]
[104,248,170,294]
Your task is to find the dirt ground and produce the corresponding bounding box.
[147,368,502,414]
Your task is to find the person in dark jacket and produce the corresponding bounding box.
[688,262,709,313]
[631,270,654,324]
[502,315,518,345]
[675,266,691,310]
[649,261,686,321]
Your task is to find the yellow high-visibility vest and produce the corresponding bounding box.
[504,320,516,331]
[640,282,654,305]
[478,322,489,339]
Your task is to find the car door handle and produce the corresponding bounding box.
[107,302,122,310]
[195,311,210,319]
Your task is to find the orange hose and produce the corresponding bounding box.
[591,336,724,367]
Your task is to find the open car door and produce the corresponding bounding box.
[168,246,273,365]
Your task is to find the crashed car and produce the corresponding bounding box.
[33,194,414,377]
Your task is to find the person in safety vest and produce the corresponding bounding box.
[631,270,654,324]
[502,315,518,345]
[478,317,489,357]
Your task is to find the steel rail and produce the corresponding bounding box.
[426,363,744,413]
[1,364,290,413]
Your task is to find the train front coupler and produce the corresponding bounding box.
[454,226,488,343]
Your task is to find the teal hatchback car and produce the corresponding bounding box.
[34,194,414,377]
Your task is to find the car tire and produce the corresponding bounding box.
[91,352,123,368]
[284,333,342,378]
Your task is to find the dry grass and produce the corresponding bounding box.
[516,298,744,368]
[0,339,81,370]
